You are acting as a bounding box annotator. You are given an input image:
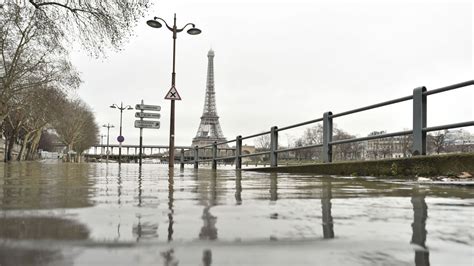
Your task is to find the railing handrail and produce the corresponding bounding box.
[183,80,473,168]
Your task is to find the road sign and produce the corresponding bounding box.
[135,104,161,111]
[135,112,161,119]
[117,136,124,143]
[135,120,160,129]
[165,85,182,100]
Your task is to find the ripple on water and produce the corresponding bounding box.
[0,162,472,265]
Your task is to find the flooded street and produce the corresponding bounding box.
[0,161,472,265]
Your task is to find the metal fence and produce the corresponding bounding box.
[181,80,474,169]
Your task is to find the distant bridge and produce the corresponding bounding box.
[84,144,237,163]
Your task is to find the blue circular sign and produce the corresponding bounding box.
[117,135,125,143]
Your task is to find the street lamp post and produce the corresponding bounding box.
[110,102,133,164]
[147,13,201,168]
[102,123,114,163]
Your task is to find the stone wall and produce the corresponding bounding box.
[247,153,474,177]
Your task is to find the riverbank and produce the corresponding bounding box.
[246,153,474,178]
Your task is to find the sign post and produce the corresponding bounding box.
[135,101,161,166]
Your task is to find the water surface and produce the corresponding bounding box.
[0,161,472,265]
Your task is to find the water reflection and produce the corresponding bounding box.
[161,248,179,266]
[117,164,122,205]
[202,249,212,266]
[137,166,143,207]
[0,216,88,265]
[199,171,218,240]
[132,166,159,242]
[133,215,159,242]
[0,162,472,265]
[411,188,430,266]
[168,169,174,241]
[0,246,73,266]
[235,170,242,205]
[0,216,89,240]
[321,180,334,239]
[0,162,94,209]
[269,173,278,201]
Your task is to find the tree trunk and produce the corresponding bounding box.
[26,130,42,160]
[6,134,15,161]
[3,137,8,162]
[66,143,73,162]
[17,132,31,161]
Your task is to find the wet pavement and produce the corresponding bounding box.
[0,161,472,265]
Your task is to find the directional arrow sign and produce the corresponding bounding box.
[134,120,160,129]
[135,112,161,119]
[135,104,161,111]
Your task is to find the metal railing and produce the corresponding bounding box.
[181,80,474,169]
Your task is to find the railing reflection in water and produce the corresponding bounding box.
[0,164,440,265]
[411,188,429,266]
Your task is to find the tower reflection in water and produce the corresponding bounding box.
[199,170,218,240]
[411,188,430,266]
[321,180,334,239]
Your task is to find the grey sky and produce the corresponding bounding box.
[70,0,473,147]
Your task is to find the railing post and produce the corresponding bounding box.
[323,112,333,163]
[235,135,242,169]
[270,126,278,167]
[412,87,427,156]
[193,146,199,169]
[180,148,184,169]
[212,141,218,170]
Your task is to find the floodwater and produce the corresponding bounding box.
[0,161,472,266]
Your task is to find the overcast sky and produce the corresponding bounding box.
[70,0,473,148]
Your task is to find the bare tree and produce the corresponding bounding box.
[254,132,271,151]
[53,98,98,162]
[443,129,473,153]
[428,130,447,154]
[18,86,68,160]
[1,5,80,122]
[23,0,151,56]
[333,128,362,161]
[294,125,324,160]
[399,131,412,157]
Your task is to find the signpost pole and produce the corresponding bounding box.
[135,102,160,165]
[139,100,144,166]
[118,102,123,165]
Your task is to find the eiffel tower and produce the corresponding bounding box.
[192,49,227,147]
